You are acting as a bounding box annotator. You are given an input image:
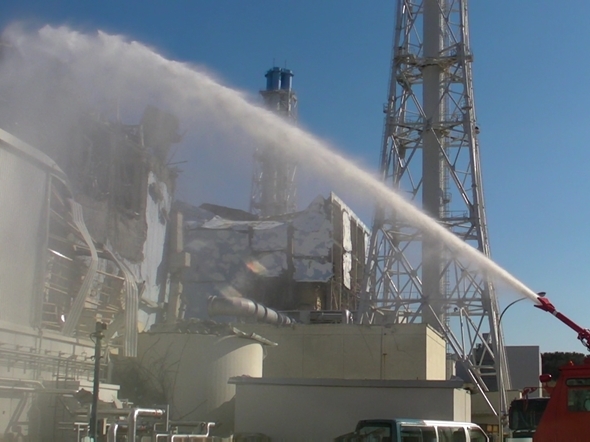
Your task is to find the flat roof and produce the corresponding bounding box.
[229,376,468,390]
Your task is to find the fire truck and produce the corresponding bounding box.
[507,296,590,441]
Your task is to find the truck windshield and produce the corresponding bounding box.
[566,378,590,411]
[509,398,549,436]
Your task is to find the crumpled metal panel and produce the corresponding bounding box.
[136,172,173,332]
[293,257,332,282]
[251,223,288,252]
[182,194,362,291]
[293,228,332,257]
[342,210,352,252]
[184,206,217,230]
[202,216,283,231]
[292,198,332,257]
[202,216,249,231]
[185,229,249,282]
[292,195,328,232]
[342,210,352,289]
[343,251,352,289]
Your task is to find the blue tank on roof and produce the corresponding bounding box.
[280,69,293,90]
[265,67,281,91]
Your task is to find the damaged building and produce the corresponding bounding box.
[0,104,180,440]
[175,192,370,323]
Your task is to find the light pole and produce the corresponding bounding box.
[496,292,545,441]
[89,322,107,441]
[499,292,546,326]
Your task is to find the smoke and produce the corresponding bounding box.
[0,24,539,302]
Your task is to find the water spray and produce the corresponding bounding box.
[0,25,540,304]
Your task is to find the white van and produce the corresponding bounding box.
[335,418,489,442]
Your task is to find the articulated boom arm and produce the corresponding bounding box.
[535,296,590,351]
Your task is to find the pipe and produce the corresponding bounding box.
[62,199,99,336]
[104,245,139,357]
[207,296,295,326]
[89,322,107,440]
[106,421,122,442]
[0,378,45,389]
[128,408,165,442]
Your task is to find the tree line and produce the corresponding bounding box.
[541,352,588,378]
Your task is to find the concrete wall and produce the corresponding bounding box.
[236,323,446,380]
[506,346,541,397]
[231,377,471,441]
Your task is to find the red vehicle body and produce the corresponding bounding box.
[533,358,590,441]
[508,296,590,441]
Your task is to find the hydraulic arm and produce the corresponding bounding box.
[534,295,590,351]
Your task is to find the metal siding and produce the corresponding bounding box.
[185,229,249,282]
[251,223,288,251]
[293,258,332,282]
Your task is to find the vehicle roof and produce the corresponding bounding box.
[358,419,481,427]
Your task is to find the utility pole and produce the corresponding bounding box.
[359,0,509,425]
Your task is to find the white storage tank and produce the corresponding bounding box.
[135,328,266,437]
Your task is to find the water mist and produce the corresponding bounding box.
[0,25,540,304]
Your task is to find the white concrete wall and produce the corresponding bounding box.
[232,378,471,441]
[236,323,446,380]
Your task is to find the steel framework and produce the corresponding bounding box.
[249,67,298,217]
[360,0,509,416]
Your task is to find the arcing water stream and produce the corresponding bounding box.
[0,25,540,304]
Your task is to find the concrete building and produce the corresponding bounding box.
[231,377,472,440]
[506,346,542,397]
[236,323,447,381]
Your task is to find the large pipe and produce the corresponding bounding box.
[62,199,99,336]
[207,296,295,326]
[106,421,121,442]
[128,408,165,442]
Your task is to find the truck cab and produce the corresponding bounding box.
[508,358,590,441]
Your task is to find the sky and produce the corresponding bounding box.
[1,0,590,353]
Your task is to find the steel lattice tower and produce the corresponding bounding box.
[249,67,298,217]
[360,0,509,416]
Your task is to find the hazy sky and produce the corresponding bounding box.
[1,1,590,353]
